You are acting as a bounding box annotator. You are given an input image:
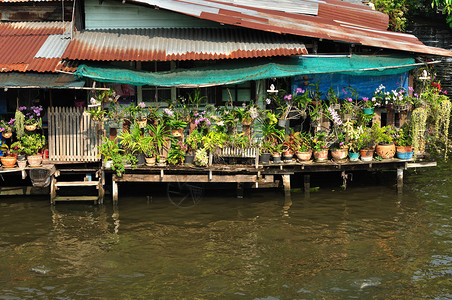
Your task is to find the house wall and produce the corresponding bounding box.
[85,0,220,29]
[0,2,73,22]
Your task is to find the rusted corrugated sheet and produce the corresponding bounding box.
[128,0,452,57]
[0,0,69,2]
[0,22,74,72]
[63,28,308,61]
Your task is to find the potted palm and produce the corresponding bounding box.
[147,123,171,165]
[119,123,145,165]
[259,141,273,165]
[98,136,122,168]
[21,133,45,167]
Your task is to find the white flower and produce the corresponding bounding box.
[217,121,224,126]
[266,98,271,105]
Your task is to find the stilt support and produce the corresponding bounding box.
[50,175,56,205]
[237,182,244,199]
[397,168,403,194]
[282,174,291,197]
[304,174,310,198]
[112,178,119,204]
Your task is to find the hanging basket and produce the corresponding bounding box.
[25,124,36,131]
[2,131,13,139]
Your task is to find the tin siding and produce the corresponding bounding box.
[85,0,220,29]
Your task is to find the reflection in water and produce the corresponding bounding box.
[0,165,451,298]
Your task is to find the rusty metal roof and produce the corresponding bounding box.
[0,22,74,72]
[127,0,452,57]
[63,28,308,61]
[0,0,70,2]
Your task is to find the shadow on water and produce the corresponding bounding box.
[0,163,451,299]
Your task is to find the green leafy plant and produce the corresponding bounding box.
[21,133,45,156]
[146,123,171,155]
[394,124,413,147]
[14,110,25,138]
[119,123,143,154]
[98,136,123,161]
[167,141,187,165]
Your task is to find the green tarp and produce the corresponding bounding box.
[0,73,85,88]
[74,55,416,88]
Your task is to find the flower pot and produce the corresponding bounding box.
[1,156,17,168]
[172,129,184,137]
[375,143,395,159]
[158,156,167,165]
[25,124,36,131]
[331,148,348,161]
[349,152,360,162]
[2,131,12,139]
[363,108,374,115]
[185,154,195,165]
[136,119,147,128]
[313,149,328,162]
[283,154,293,162]
[27,155,42,167]
[272,153,281,164]
[17,160,27,169]
[396,146,413,160]
[296,151,312,161]
[135,153,145,166]
[17,154,26,161]
[360,148,374,162]
[145,156,156,166]
[278,119,287,127]
[259,153,271,165]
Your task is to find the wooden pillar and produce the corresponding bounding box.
[397,168,403,194]
[282,174,291,197]
[112,177,118,203]
[237,182,244,199]
[304,174,310,198]
[50,175,56,205]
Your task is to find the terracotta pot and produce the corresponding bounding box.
[136,119,147,128]
[331,148,348,161]
[396,145,413,153]
[1,156,17,168]
[172,129,184,137]
[375,143,395,159]
[25,125,36,131]
[313,149,328,162]
[360,148,374,162]
[145,156,156,166]
[2,131,13,139]
[296,151,312,161]
[27,155,42,167]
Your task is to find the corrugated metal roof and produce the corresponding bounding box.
[63,28,308,61]
[127,0,452,57]
[0,22,75,72]
[0,0,70,2]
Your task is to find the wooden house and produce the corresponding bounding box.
[0,0,451,201]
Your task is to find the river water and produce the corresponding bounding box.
[0,163,451,299]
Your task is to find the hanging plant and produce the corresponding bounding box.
[14,109,25,139]
[411,107,428,155]
[432,98,451,158]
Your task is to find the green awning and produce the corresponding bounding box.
[0,73,85,89]
[74,55,417,88]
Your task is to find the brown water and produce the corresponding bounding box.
[0,164,451,299]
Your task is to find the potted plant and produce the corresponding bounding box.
[186,129,202,164]
[139,136,157,166]
[10,141,27,168]
[24,106,43,130]
[294,132,312,161]
[361,97,376,115]
[259,141,273,164]
[344,121,363,162]
[0,145,17,168]
[374,123,396,159]
[169,119,188,137]
[312,131,329,162]
[394,124,413,160]
[21,133,45,167]
[0,118,15,138]
[167,141,187,165]
[271,143,283,164]
[282,132,300,162]
[147,123,171,165]
[98,136,122,168]
[357,127,375,162]
[330,131,348,162]
[119,123,145,165]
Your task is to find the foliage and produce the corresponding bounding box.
[186,129,203,154]
[14,110,25,138]
[167,141,187,165]
[146,123,171,155]
[111,153,137,177]
[88,106,108,122]
[202,131,228,152]
[195,148,209,166]
[10,141,24,155]
[119,123,143,154]
[343,121,364,153]
[312,131,329,151]
[98,136,123,161]
[411,107,428,154]
[373,0,409,31]
[23,106,44,127]
[0,118,15,133]
[394,124,413,147]
[20,133,45,156]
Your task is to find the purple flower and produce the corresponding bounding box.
[19,106,27,111]
[340,142,344,146]
[195,119,200,125]
[362,97,369,102]
[194,112,199,116]
[414,93,418,98]
[296,88,305,94]
[408,87,414,92]
[284,94,292,100]
[346,97,352,102]
[8,118,15,125]
[138,102,146,108]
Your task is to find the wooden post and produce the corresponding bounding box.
[304,174,310,198]
[50,175,56,205]
[282,174,291,197]
[397,168,403,194]
[112,177,118,203]
[237,182,244,198]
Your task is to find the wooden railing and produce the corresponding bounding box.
[47,107,100,162]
